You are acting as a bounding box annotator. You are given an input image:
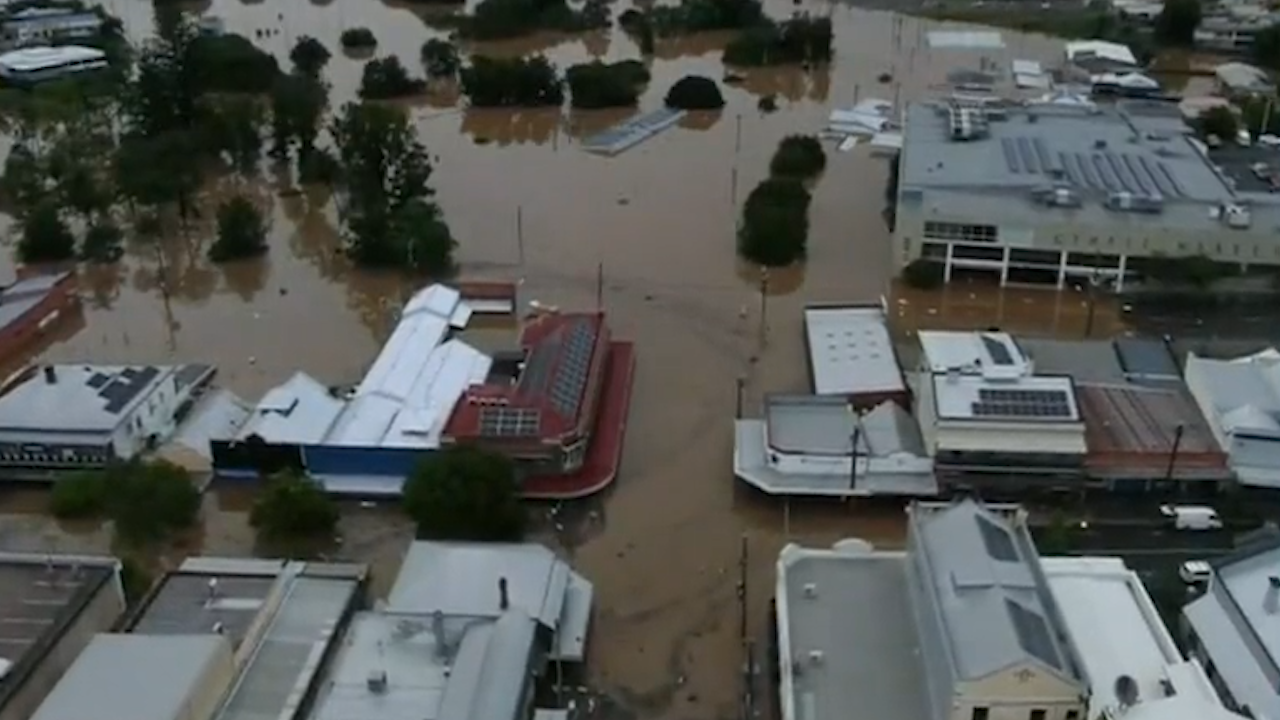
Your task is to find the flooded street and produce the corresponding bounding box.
[0,2,1089,718]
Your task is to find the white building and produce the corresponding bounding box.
[914,332,1086,475]
[1041,557,1245,720]
[1184,349,1280,489]
[803,303,908,407]
[892,101,1280,289]
[1184,533,1280,720]
[30,634,235,720]
[734,394,935,497]
[1215,62,1271,97]
[0,363,215,469]
[776,500,1087,720]
[0,45,105,84]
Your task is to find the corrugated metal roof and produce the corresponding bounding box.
[31,634,231,720]
[910,501,1078,682]
[804,305,904,397]
[1115,338,1181,379]
[237,371,344,444]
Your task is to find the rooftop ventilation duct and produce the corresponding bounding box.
[1221,203,1253,229]
[1030,186,1083,208]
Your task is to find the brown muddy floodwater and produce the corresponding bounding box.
[0,3,1095,718]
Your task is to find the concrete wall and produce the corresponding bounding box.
[0,575,125,720]
[956,663,1083,720]
[933,423,1087,456]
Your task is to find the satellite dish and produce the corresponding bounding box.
[1115,675,1140,707]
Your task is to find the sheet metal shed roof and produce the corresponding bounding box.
[803,304,905,397]
[910,501,1081,683]
[31,634,230,720]
[1114,337,1181,380]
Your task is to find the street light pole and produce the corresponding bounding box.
[1165,423,1186,483]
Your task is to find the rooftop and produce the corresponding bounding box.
[0,363,212,435]
[917,331,1031,378]
[1185,534,1280,720]
[803,304,905,397]
[909,500,1080,682]
[444,312,611,443]
[127,560,277,647]
[898,102,1280,233]
[776,542,928,720]
[1077,383,1229,479]
[310,608,538,720]
[764,394,926,457]
[30,634,231,720]
[1019,339,1128,384]
[0,553,118,705]
[0,272,70,339]
[0,45,104,71]
[1215,62,1270,93]
[1185,349,1280,440]
[387,541,592,661]
[1040,557,1232,719]
[931,374,1081,423]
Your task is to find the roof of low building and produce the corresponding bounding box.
[1215,62,1270,91]
[388,541,592,661]
[0,363,212,435]
[764,395,926,457]
[1019,339,1128,384]
[775,543,928,720]
[1066,40,1138,67]
[0,553,118,709]
[917,330,1031,378]
[931,373,1081,423]
[909,501,1081,683]
[30,634,231,720]
[1185,350,1280,438]
[803,304,905,397]
[1078,382,1229,479]
[0,272,69,336]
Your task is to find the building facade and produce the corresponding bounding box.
[893,102,1280,289]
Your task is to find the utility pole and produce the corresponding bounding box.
[849,423,862,491]
[1164,423,1186,483]
[738,534,748,646]
[516,205,525,265]
[758,269,770,348]
[1083,270,1101,339]
[735,376,745,419]
[596,262,604,310]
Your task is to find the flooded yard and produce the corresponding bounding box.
[0,2,1087,718]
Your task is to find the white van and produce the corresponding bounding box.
[1160,504,1223,531]
[1180,560,1212,584]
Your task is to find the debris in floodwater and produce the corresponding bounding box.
[723,72,744,85]
[474,136,492,145]
[758,94,777,113]
[878,72,893,83]
[617,197,629,205]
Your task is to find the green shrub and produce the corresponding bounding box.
[566,60,650,109]
[769,134,825,179]
[664,75,724,110]
[250,470,338,541]
[738,177,810,267]
[460,55,563,107]
[50,471,108,519]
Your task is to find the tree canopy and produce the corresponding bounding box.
[18,202,75,264]
[331,102,457,273]
[359,56,427,99]
[249,470,339,542]
[619,0,763,36]
[461,55,564,107]
[340,27,377,49]
[290,35,331,78]
[457,0,609,40]
[1254,24,1280,70]
[1154,0,1201,47]
[664,75,725,110]
[50,460,202,546]
[1197,105,1239,142]
[738,177,810,267]
[211,195,269,262]
[769,135,826,179]
[402,446,525,541]
[421,39,462,79]
[566,60,650,109]
[723,15,834,66]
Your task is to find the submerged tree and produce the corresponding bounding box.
[289,35,331,79]
[421,38,461,80]
[402,446,525,541]
[331,102,456,273]
[664,75,725,110]
[768,135,826,180]
[210,195,269,262]
[270,72,329,161]
[18,202,75,263]
[250,470,338,542]
[738,177,810,267]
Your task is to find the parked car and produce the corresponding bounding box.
[1180,560,1212,584]
[1160,504,1223,531]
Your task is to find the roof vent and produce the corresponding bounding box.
[43,366,55,384]
[1105,192,1164,214]
[498,576,510,611]
[1115,675,1140,708]
[366,669,388,694]
[1095,139,1108,149]
[803,582,818,598]
[808,649,825,666]
[1265,576,1280,614]
[1222,203,1252,229]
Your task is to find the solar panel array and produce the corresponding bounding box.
[93,366,161,415]
[478,407,542,437]
[976,516,1019,562]
[1005,598,1062,670]
[1000,137,1060,176]
[971,387,1072,419]
[548,320,598,419]
[981,335,1015,366]
[1058,151,1184,198]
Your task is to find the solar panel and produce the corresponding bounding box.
[547,319,598,419]
[86,373,109,389]
[478,407,541,437]
[976,516,1019,562]
[1006,598,1062,669]
[978,388,1067,404]
[981,336,1014,366]
[99,366,161,414]
[972,388,1072,419]
[1001,138,1021,173]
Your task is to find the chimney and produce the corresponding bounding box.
[1265,576,1280,615]
[499,577,510,611]
[43,366,55,384]
[431,610,446,657]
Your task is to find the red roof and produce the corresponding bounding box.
[444,312,610,443]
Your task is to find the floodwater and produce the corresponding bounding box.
[0,1,1102,717]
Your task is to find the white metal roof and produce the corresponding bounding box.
[388,541,592,661]
[0,45,103,71]
[1040,557,1224,718]
[31,634,231,720]
[1066,40,1138,67]
[931,374,1081,423]
[237,371,344,444]
[917,331,1032,378]
[803,305,904,397]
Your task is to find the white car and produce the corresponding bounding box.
[1180,560,1212,584]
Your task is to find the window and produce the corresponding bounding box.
[1030,710,1046,720]
[1066,711,1079,720]
[972,709,989,720]
[924,221,998,244]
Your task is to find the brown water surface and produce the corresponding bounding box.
[0,5,1085,718]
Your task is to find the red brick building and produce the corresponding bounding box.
[0,272,77,369]
[443,311,612,474]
